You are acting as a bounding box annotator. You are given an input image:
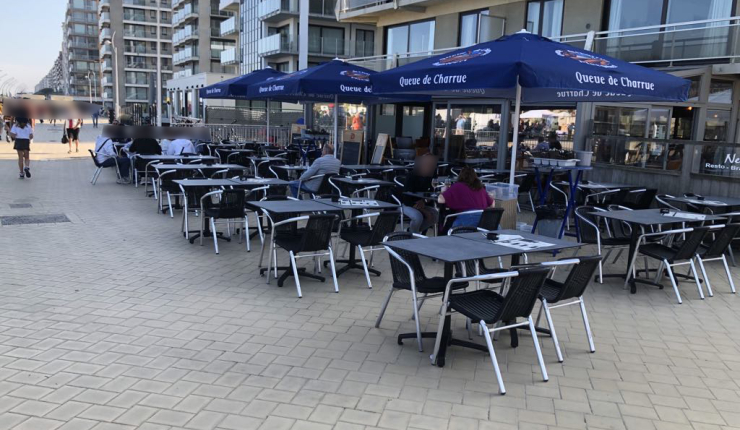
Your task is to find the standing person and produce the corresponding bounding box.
[3,115,13,143]
[66,118,82,154]
[92,109,99,128]
[108,109,115,125]
[438,166,494,229]
[9,118,33,179]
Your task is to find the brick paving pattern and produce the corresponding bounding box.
[0,158,739,429]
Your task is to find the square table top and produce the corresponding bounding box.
[316,198,398,211]
[403,191,439,201]
[591,208,726,226]
[333,177,396,187]
[136,154,217,161]
[457,229,581,254]
[533,166,593,171]
[250,199,338,214]
[229,178,289,186]
[173,179,235,187]
[249,156,288,162]
[664,195,740,208]
[272,165,307,171]
[342,165,411,171]
[153,163,246,170]
[459,158,496,165]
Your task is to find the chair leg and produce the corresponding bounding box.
[358,245,373,289]
[375,287,395,328]
[328,247,339,293]
[211,218,219,254]
[722,254,736,293]
[266,239,274,284]
[151,178,158,200]
[665,261,682,304]
[273,248,278,279]
[529,316,549,382]
[199,213,204,246]
[290,251,302,298]
[167,192,174,218]
[579,298,595,353]
[688,259,704,300]
[410,291,423,352]
[541,300,563,363]
[696,256,713,297]
[244,216,250,252]
[481,322,506,395]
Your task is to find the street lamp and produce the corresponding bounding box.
[103,31,120,119]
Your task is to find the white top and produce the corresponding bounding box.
[94,136,116,163]
[10,124,33,140]
[166,139,195,156]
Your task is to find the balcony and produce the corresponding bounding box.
[220,16,238,36]
[220,47,239,65]
[211,8,235,18]
[125,60,156,70]
[98,0,110,12]
[100,12,111,24]
[102,60,113,71]
[308,36,348,57]
[258,33,297,57]
[101,75,113,86]
[173,47,198,64]
[100,44,113,57]
[219,0,239,12]
[173,69,193,79]
[259,0,296,21]
[173,4,197,26]
[173,25,198,45]
[336,0,428,21]
[99,28,112,43]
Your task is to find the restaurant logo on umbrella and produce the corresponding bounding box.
[340,70,371,81]
[555,49,616,69]
[433,48,491,66]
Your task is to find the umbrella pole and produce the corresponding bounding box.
[509,81,522,185]
[333,94,339,157]
[266,98,270,145]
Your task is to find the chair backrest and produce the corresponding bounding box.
[702,223,740,259]
[449,226,479,276]
[88,149,103,168]
[478,208,504,231]
[656,194,680,211]
[367,211,400,245]
[385,231,427,287]
[218,189,247,218]
[298,214,337,252]
[673,226,710,261]
[634,188,657,210]
[574,206,604,244]
[497,266,551,322]
[518,174,536,193]
[315,173,336,196]
[553,256,602,301]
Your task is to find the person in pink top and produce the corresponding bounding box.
[438,166,495,228]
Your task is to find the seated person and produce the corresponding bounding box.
[290,143,341,197]
[128,137,162,155]
[166,138,195,155]
[533,136,549,152]
[438,166,494,228]
[400,153,439,234]
[95,136,132,184]
[548,132,562,150]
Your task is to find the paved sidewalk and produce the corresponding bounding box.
[0,123,101,161]
[0,159,739,430]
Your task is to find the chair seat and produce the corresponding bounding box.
[601,237,631,246]
[639,243,678,262]
[448,289,504,324]
[539,279,563,302]
[340,228,374,247]
[393,277,468,294]
[204,208,245,219]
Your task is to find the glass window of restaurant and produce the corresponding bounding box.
[525,0,564,38]
[431,101,504,164]
[386,20,435,68]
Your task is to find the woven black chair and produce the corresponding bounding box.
[624,188,657,210]
[339,211,399,289]
[695,223,740,295]
[635,226,710,303]
[257,195,300,274]
[436,266,551,395]
[88,149,120,185]
[200,189,247,254]
[271,214,339,297]
[378,232,469,351]
[157,169,186,218]
[517,174,536,212]
[178,180,220,241]
[535,256,601,363]
[574,206,630,283]
[478,207,504,231]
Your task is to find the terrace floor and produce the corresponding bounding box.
[0,158,739,430]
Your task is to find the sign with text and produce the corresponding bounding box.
[698,145,740,177]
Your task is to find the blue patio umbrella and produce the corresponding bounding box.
[199,68,286,143]
[248,60,425,155]
[371,31,691,183]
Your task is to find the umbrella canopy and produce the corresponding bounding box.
[199,68,286,99]
[371,32,690,103]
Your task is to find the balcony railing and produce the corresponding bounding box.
[173,4,196,25]
[346,16,740,71]
[173,47,198,64]
[258,33,297,56]
[220,47,238,65]
[308,36,347,57]
[219,0,239,12]
[99,28,112,43]
[211,7,235,17]
[173,25,198,44]
[100,12,111,23]
[336,0,393,15]
[259,0,294,19]
[220,16,238,36]
[174,69,193,79]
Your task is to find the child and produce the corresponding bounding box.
[9,118,33,179]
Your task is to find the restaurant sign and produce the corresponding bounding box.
[698,146,740,177]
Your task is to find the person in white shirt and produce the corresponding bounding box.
[9,118,33,179]
[160,139,171,154]
[95,136,132,184]
[166,138,195,156]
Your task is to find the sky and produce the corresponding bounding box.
[0,0,67,94]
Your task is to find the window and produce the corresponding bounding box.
[308,25,345,56]
[526,0,563,38]
[161,27,168,36]
[386,20,435,57]
[709,80,733,104]
[704,110,730,141]
[150,26,157,35]
[150,10,156,20]
[355,29,374,57]
[459,9,493,46]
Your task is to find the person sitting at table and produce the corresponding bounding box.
[400,153,439,234]
[438,166,494,229]
[533,136,549,152]
[95,136,132,184]
[548,132,562,150]
[166,138,195,156]
[290,143,341,197]
[128,137,162,155]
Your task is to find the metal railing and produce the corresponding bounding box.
[220,47,238,64]
[220,16,238,36]
[336,0,392,15]
[200,124,293,145]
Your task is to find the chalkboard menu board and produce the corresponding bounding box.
[341,141,362,165]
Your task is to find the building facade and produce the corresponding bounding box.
[62,0,101,102]
[35,52,65,94]
[337,0,740,195]
[98,0,174,117]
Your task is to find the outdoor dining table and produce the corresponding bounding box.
[136,154,218,163]
[173,179,237,241]
[590,209,726,293]
[342,165,411,172]
[251,199,342,287]
[664,195,740,211]
[229,177,289,187]
[532,165,592,239]
[458,158,496,166]
[152,163,247,173]
[316,198,398,278]
[383,230,580,367]
[333,177,395,190]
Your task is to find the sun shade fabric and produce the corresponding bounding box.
[199,68,286,99]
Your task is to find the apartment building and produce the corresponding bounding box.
[98,0,174,116]
[62,0,101,102]
[35,52,65,94]
[337,0,740,195]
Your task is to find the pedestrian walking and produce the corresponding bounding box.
[108,109,115,125]
[66,118,82,154]
[92,109,99,128]
[3,115,13,143]
[9,117,33,179]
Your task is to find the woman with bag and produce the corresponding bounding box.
[10,118,33,179]
[66,118,82,154]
